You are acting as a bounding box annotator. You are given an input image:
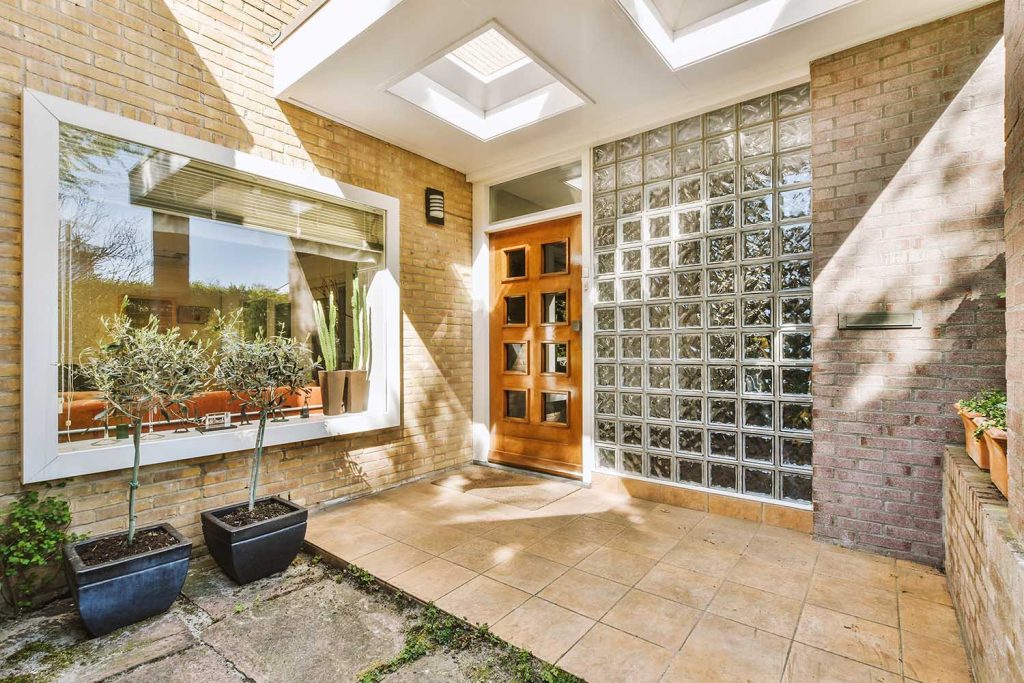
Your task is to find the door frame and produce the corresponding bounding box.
[470,151,593,483]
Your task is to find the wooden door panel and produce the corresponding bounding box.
[489,216,582,479]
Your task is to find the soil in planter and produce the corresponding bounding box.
[76,527,178,566]
[219,500,294,527]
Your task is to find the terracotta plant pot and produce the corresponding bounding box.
[346,370,368,413]
[318,370,347,416]
[981,426,1008,498]
[955,403,990,470]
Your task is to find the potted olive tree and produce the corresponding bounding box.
[347,272,370,413]
[201,316,314,584]
[66,314,209,636]
[313,291,345,416]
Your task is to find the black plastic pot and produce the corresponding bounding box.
[64,523,192,637]
[201,496,307,585]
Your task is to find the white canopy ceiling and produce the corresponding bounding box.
[273,0,990,181]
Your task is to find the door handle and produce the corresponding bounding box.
[571,320,582,332]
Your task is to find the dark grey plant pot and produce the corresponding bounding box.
[201,496,307,585]
[64,523,192,638]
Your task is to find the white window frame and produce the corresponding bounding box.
[21,89,402,483]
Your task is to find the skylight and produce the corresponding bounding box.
[447,28,531,82]
[386,23,588,141]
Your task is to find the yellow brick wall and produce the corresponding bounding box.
[0,0,474,543]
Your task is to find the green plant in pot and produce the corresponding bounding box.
[313,291,346,416]
[973,393,1009,498]
[347,271,371,413]
[201,313,314,584]
[67,313,209,636]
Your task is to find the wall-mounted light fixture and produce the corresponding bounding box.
[425,187,445,226]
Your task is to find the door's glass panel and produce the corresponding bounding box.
[505,296,526,325]
[542,392,568,424]
[542,292,567,324]
[504,343,528,374]
[542,241,568,274]
[541,342,568,374]
[506,248,526,278]
[505,390,527,420]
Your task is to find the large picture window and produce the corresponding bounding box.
[22,90,401,482]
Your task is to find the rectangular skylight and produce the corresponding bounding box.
[447,28,531,82]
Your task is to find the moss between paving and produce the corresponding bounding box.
[0,554,581,683]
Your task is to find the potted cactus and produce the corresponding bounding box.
[347,271,370,413]
[201,314,314,584]
[66,313,209,636]
[313,291,346,416]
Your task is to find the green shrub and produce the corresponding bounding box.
[0,491,82,611]
[959,389,1007,439]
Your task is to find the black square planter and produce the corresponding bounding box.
[201,496,307,585]
[64,523,192,637]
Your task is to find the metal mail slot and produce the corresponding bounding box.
[838,311,921,329]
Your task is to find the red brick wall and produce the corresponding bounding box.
[810,3,1006,565]
[0,0,473,544]
[1005,0,1024,534]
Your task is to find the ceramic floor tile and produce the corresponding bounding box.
[351,542,432,581]
[491,597,594,664]
[526,529,602,566]
[441,537,519,573]
[559,516,626,544]
[782,642,901,682]
[402,524,477,556]
[661,536,742,578]
[806,573,898,627]
[600,589,699,651]
[484,519,556,546]
[743,532,820,572]
[575,546,656,586]
[794,604,900,673]
[538,569,629,620]
[635,562,721,610]
[898,569,953,607]
[729,554,813,601]
[662,613,789,683]
[434,575,529,628]
[899,594,963,644]
[707,580,803,638]
[557,623,672,683]
[389,557,476,602]
[815,547,896,592]
[901,631,973,683]
[604,527,678,561]
[685,516,759,555]
[306,521,394,561]
[484,552,569,594]
[633,504,705,537]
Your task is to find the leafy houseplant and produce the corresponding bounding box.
[1,491,81,612]
[201,315,314,584]
[66,313,207,636]
[347,272,371,413]
[314,291,346,416]
[955,390,1009,496]
[954,390,1004,470]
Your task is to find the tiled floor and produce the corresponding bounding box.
[305,465,971,683]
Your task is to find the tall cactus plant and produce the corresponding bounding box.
[313,292,338,372]
[352,272,370,372]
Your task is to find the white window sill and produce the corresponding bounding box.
[29,411,399,484]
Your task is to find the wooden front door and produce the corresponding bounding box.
[489,215,582,479]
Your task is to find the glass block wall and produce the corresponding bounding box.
[591,83,813,505]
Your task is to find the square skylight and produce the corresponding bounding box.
[447,28,531,82]
[387,23,588,141]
